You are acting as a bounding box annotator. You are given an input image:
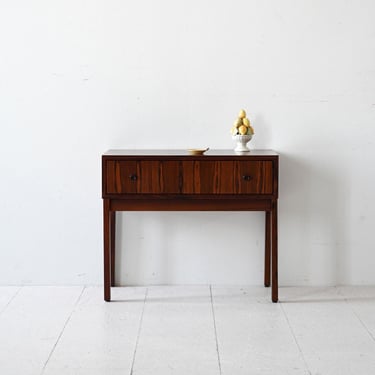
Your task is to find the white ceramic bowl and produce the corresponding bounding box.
[232,134,252,152]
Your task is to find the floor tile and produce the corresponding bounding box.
[212,286,309,375]
[281,287,375,375]
[338,286,375,340]
[132,286,220,375]
[43,287,147,375]
[0,286,83,375]
[304,352,375,375]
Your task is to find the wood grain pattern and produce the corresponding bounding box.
[105,160,275,195]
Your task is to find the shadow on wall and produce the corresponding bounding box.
[279,152,349,285]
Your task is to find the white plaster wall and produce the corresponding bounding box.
[0,1,374,286]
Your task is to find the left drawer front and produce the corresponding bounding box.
[106,160,180,194]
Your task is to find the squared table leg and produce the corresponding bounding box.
[264,211,271,287]
[271,200,278,302]
[103,199,111,301]
[110,211,116,287]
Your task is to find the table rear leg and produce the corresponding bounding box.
[271,201,278,302]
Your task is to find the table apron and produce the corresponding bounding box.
[109,198,273,211]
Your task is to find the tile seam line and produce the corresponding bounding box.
[337,287,375,343]
[40,286,86,375]
[0,286,23,315]
[130,287,148,375]
[210,285,222,375]
[349,303,375,342]
[280,302,312,375]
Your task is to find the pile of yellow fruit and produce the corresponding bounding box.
[230,109,254,136]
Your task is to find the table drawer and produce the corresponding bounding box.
[106,160,180,194]
[105,160,274,195]
[182,160,273,194]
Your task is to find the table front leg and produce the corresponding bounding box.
[103,199,111,301]
[271,200,278,302]
[110,211,116,287]
[264,211,271,287]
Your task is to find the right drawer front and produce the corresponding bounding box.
[181,160,274,195]
[235,160,273,194]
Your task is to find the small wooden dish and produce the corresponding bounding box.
[187,148,209,156]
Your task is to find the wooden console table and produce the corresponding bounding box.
[102,150,279,302]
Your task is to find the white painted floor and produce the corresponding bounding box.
[0,286,375,375]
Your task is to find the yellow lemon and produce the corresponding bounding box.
[238,109,246,118]
[239,125,247,135]
[234,118,242,127]
[242,117,250,126]
[248,125,255,134]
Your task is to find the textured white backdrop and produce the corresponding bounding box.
[0,0,374,285]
